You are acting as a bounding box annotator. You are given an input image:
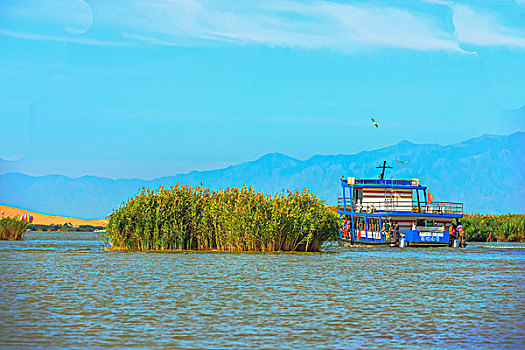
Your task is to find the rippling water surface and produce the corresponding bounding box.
[1,231,524,349]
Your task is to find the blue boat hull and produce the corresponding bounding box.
[340,229,454,247]
[404,229,450,245]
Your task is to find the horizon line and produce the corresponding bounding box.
[1,130,522,181]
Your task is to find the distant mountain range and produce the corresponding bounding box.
[1,132,523,219]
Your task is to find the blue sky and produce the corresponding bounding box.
[1,0,524,179]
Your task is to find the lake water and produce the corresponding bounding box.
[0,231,524,349]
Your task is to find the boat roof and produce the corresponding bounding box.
[341,178,426,190]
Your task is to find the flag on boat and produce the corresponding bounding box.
[428,191,434,204]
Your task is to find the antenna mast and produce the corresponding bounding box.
[376,160,392,180]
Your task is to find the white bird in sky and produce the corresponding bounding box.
[371,117,379,128]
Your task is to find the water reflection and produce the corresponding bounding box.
[0,232,523,348]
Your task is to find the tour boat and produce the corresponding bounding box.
[337,161,465,247]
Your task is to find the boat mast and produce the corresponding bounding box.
[376,160,392,180]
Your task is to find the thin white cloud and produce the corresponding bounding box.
[5,0,525,52]
[453,4,525,48]
[116,0,460,52]
[121,32,175,46]
[420,0,452,5]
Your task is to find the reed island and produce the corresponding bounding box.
[104,184,339,252]
[0,217,29,240]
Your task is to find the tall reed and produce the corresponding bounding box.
[462,213,525,242]
[105,184,339,252]
[0,217,29,240]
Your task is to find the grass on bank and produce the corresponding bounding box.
[463,213,525,242]
[105,184,339,252]
[0,217,29,240]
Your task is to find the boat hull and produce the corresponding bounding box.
[339,229,465,247]
[338,238,391,246]
[404,229,449,245]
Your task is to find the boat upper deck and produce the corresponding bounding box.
[338,177,463,216]
[342,178,423,188]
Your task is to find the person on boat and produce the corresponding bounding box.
[449,223,457,245]
[342,217,351,239]
[393,222,400,244]
[347,218,354,244]
[382,221,388,241]
[457,221,465,246]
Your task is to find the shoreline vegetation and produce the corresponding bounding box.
[28,224,106,232]
[105,185,339,252]
[463,213,525,242]
[1,199,522,245]
[0,217,29,240]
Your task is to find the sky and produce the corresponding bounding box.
[1,0,524,179]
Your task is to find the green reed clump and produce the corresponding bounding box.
[105,184,339,252]
[0,217,30,240]
[462,213,525,242]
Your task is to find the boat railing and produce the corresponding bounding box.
[337,198,413,213]
[337,198,463,215]
[412,201,463,215]
[355,179,413,186]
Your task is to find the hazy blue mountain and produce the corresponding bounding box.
[1,132,523,219]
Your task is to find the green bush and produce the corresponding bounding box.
[462,213,525,242]
[0,217,30,240]
[105,184,339,252]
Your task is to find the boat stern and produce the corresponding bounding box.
[403,227,450,246]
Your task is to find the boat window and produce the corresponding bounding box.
[416,219,435,227]
[353,188,363,201]
[367,218,379,231]
[354,217,365,232]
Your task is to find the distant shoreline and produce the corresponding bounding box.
[27,225,106,232]
[0,205,107,227]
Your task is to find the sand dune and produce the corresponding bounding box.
[0,205,107,227]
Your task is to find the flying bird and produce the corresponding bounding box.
[396,160,408,165]
[371,117,379,128]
